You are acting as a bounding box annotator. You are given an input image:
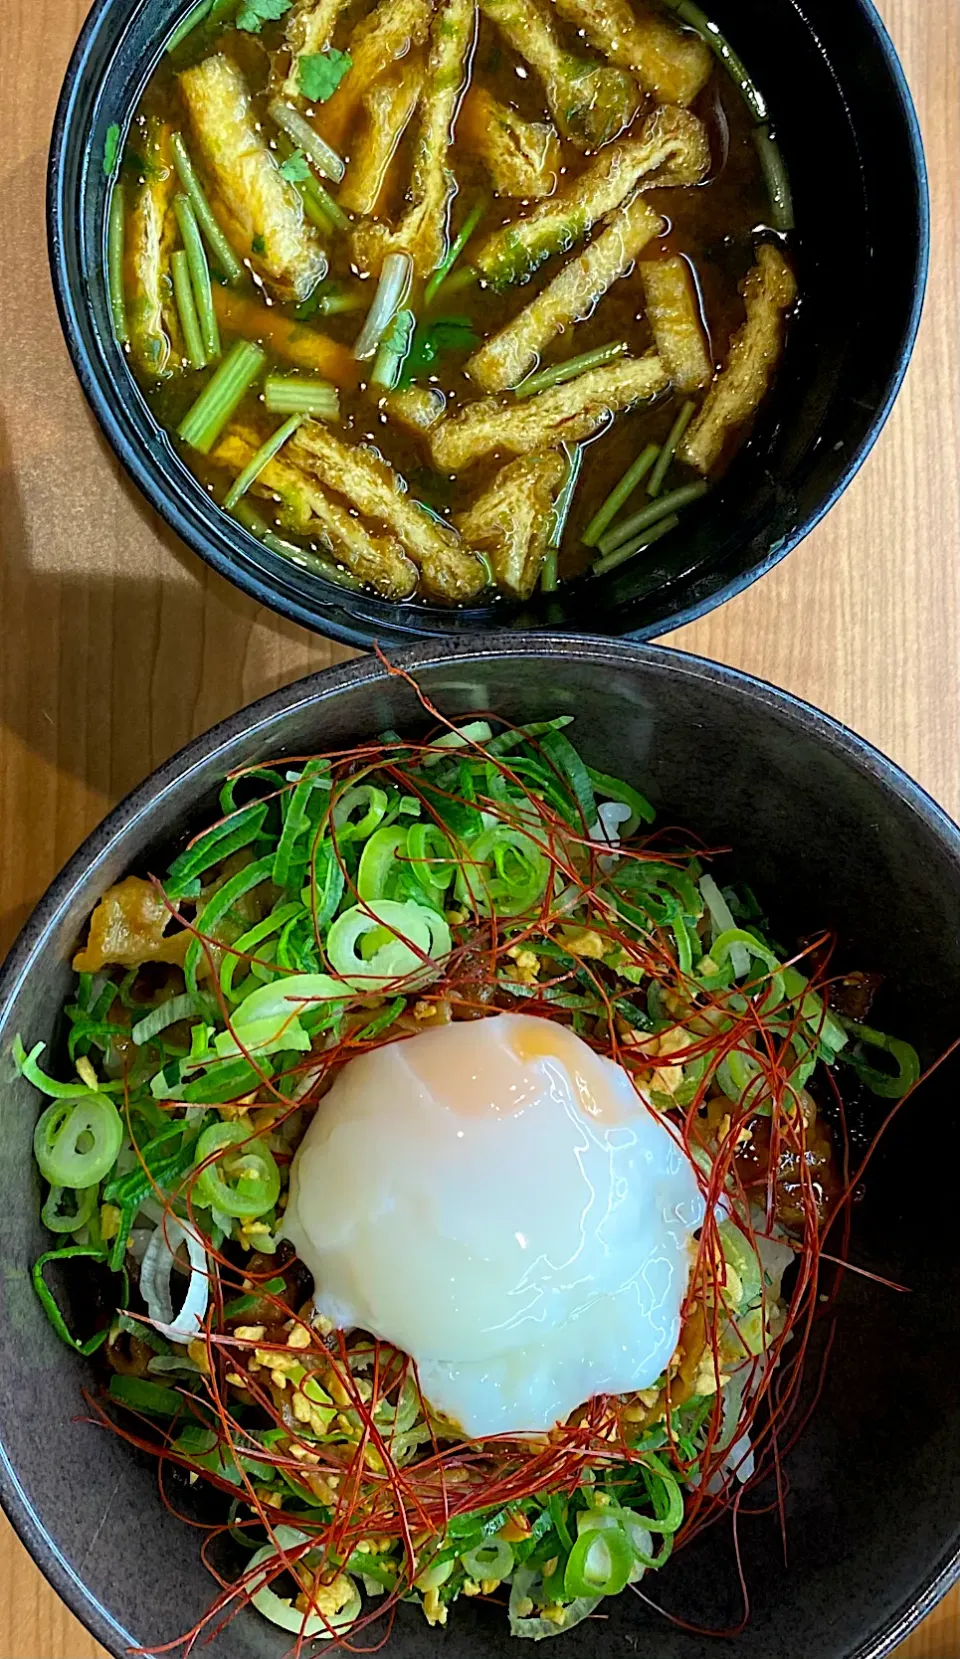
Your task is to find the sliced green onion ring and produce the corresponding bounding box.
[326,900,451,988]
[34,1094,124,1187]
[839,1019,921,1099]
[193,1120,281,1218]
[455,825,550,917]
[564,1524,633,1598]
[41,1183,99,1234]
[461,1537,514,1582]
[247,1529,360,1637]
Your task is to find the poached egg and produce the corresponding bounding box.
[283,1013,704,1438]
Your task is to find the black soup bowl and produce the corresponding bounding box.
[48,0,928,649]
[1,638,959,1659]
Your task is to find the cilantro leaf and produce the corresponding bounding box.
[298,49,352,103]
[251,233,266,255]
[103,124,121,177]
[278,148,312,183]
[400,316,480,386]
[236,0,293,34]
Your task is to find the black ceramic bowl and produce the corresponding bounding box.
[48,0,928,649]
[1,638,959,1659]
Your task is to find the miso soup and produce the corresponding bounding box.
[105,0,796,604]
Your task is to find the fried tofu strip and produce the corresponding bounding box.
[641,256,712,393]
[287,422,487,600]
[339,58,425,217]
[679,244,797,474]
[468,194,664,392]
[457,86,560,198]
[126,118,179,377]
[316,0,436,148]
[353,0,477,278]
[179,54,326,305]
[214,428,419,597]
[456,452,566,597]
[474,106,710,286]
[211,287,359,386]
[74,877,188,972]
[431,352,669,469]
[280,0,352,98]
[382,385,448,432]
[479,0,641,151]
[552,0,711,106]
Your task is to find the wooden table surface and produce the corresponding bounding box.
[0,0,957,1653]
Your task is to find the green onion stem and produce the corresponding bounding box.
[582,442,659,546]
[267,99,344,183]
[174,194,220,361]
[371,309,416,391]
[540,549,559,592]
[592,512,680,576]
[276,135,350,231]
[658,0,767,122]
[306,179,349,233]
[437,266,479,300]
[597,481,708,556]
[263,375,340,417]
[224,414,304,511]
[754,127,795,232]
[315,290,366,315]
[425,196,491,306]
[648,399,697,497]
[171,132,244,284]
[165,0,213,52]
[206,0,242,25]
[297,184,333,234]
[171,250,207,370]
[177,339,266,453]
[107,182,128,347]
[515,340,627,400]
[232,499,362,589]
[548,442,583,552]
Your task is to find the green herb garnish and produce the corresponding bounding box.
[400,316,479,386]
[103,123,121,177]
[298,48,352,103]
[278,147,312,184]
[236,0,293,33]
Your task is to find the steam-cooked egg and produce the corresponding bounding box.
[283,1013,704,1437]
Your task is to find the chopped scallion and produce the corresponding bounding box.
[224,413,305,510]
[754,126,795,233]
[592,512,680,575]
[171,250,207,371]
[597,480,707,555]
[107,182,128,348]
[171,133,243,284]
[371,309,416,390]
[647,399,697,497]
[165,0,213,52]
[178,340,267,453]
[515,340,627,400]
[353,252,413,360]
[425,195,490,306]
[582,443,659,546]
[174,194,221,360]
[267,99,344,183]
[262,375,339,417]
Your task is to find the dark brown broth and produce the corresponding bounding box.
[124,0,784,598]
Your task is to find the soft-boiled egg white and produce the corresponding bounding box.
[283,1012,704,1438]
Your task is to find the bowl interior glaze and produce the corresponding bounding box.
[48,0,928,647]
[0,639,958,1659]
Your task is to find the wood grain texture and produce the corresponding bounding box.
[0,0,956,1653]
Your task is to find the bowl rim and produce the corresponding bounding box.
[1,634,958,1658]
[46,0,931,649]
